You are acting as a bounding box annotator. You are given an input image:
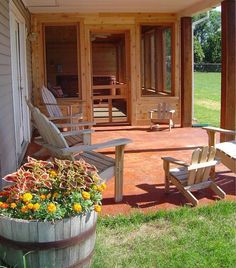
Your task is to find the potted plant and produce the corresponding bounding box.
[0,157,106,268]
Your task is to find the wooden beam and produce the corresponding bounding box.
[221,0,236,141]
[177,0,223,17]
[181,17,193,127]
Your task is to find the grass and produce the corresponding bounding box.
[92,201,236,268]
[194,72,221,127]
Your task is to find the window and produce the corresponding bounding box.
[44,25,80,98]
[141,25,173,96]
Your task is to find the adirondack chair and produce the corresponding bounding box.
[162,146,226,206]
[27,99,94,146]
[203,126,236,173]
[28,102,132,202]
[41,85,95,130]
[41,85,86,124]
[149,102,175,131]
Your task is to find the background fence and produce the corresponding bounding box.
[194,63,221,72]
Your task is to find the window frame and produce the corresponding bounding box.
[140,23,175,97]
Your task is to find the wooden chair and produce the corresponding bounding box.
[203,127,236,173]
[162,146,226,206]
[41,85,83,121]
[28,102,132,202]
[41,85,95,130]
[149,103,175,131]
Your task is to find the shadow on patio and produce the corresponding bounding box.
[25,126,236,215]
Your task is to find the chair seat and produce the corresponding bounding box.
[170,167,188,185]
[216,140,236,159]
[78,151,115,181]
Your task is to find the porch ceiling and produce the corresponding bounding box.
[22,0,222,16]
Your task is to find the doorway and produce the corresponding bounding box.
[91,31,130,124]
[10,3,30,164]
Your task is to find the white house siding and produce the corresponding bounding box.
[0,0,17,183]
[12,0,32,100]
[0,0,32,184]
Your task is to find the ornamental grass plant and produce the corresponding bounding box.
[0,157,106,221]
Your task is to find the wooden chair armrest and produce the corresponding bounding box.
[62,129,94,137]
[56,121,96,128]
[60,138,132,155]
[149,109,158,113]
[161,157,189,167]
[48,114,83,120]
[203,126,236,135]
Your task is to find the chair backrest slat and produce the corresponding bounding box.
[195,146,209,183]
[41,86,63,117]
[188,148,201,185]
[157,102,171,119]
[26,99,75,159]
[187,146,216,186]
[202,147,216,181]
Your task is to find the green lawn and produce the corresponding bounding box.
[194,72,221,127]
[92,201,236,268]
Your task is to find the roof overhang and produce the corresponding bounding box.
[22,0,222,16]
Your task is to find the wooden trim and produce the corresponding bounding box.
[177,0,223,17]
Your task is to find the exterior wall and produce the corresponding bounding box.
[0,0,17,181]
[0,0,32,181]
[31,13,181,126]
[13,0,32,101]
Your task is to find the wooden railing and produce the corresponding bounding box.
[92,84,128,122]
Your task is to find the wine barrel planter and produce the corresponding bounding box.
[0,211,97,268]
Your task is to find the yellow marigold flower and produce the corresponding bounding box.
[49,170,57,177]
[47,203,57,213]
[10,203,17,209]
[82,191,90,200]
[97,186,103,192]
[92,185,98,191]
[53,192,59,199]
[27,203,34,209]
[40,194,46,200]
[73,203,82,213]
[101,183,107,190]
[22,193,33,203]
[33,203,40,211]
[94,204,102,213]
[21,205,28,213]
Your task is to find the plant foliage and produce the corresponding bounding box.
[0,157,106,221]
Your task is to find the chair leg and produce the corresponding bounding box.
[171,178,199,206]
[114,145,125,202]
[209,182,226,199]
[163,161,170,193]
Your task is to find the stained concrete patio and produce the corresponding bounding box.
[27,126,236,215]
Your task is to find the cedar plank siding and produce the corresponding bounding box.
[0,0,32,183]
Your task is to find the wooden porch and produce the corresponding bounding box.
[26,126,236,215]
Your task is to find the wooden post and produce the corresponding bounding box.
[155,28,164,92]
[221,0,236,141]
[181,17,193,127]
[115,145,125,202]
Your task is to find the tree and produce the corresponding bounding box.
[193,10,221,63]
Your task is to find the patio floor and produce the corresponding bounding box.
[26,126,236,216]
